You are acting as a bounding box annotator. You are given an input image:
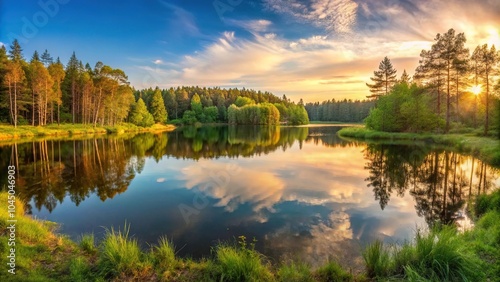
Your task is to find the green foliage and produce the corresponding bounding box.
[153,237,176,271]
[79,233,96,254]
[98,224,143,278]
[363,227,485,281]
[212,236,273,282]
[277,262,313,282]
[69,257,92,282]
[191,93,203,114]
[182,110,198,125]
[150,89,167,123]
[234,96,256,107]
[129,98,155,127]
[475,189,500,217]
[363,240,391,278]
[273,103,289,121]
[202,106,219,123]
[228,103,281,125]
[315,261,354,282]
[366,56,398,97]
[288,104,310,125]
[365,83,443,132]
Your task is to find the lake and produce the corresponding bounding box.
[1,125,498,269]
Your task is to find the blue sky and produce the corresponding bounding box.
[1,0,499,102]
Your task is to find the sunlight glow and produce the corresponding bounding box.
[487,28,500,48]
[470,85,482,96]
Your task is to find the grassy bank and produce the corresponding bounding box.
[2,189,500,281]
[338,127,500,167]
[0,123,176,141]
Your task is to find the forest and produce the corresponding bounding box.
[0,40,309,128]
[1,28,499,131]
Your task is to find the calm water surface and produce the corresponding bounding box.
[1,125,498,268]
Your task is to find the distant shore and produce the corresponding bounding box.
[0,123,176,142]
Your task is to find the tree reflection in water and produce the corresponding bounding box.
[0,126,497,230]
[364,143,498,226]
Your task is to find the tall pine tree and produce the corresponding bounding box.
[150,88,167,123]
[366,57,397,99]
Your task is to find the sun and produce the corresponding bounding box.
[470,85,482,96]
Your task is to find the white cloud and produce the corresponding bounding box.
[153,59,164,65]
[0,42,4,47]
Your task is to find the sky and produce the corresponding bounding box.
[1,0,499,102]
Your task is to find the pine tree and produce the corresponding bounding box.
[400,69,411,84]
[31,51,40,62]
[150,88,167,123]
[41,49,53,67]
[434,29,468,132]
[130,98,154,127]
[366,57,397,99]
[8,39,24,62]
[472,44,499,135]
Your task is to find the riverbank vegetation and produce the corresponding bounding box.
[0,123,175,141]
[2,188,500,281]
[338,127,500,166]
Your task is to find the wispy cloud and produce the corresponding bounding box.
[264,0,358,34]
[225,19,273,34]
[159,1,198,34]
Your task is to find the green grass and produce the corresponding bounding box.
[315,261,355,282]
[78,233,96,254]
[277,262,314,282]
[0,123,175,141]
[363,226,486,281]
[97,223,151,279]
[2,189,500,281]
[211,236,274,282]
[338,126,500,167]
[152,236,177,272]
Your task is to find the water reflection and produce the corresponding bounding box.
[364,144,498,225]
[0,126,498,269]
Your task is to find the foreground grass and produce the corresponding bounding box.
[338,127,500,166]
[0,123,175,141]
[1,189,500,281]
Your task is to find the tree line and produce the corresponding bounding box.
[0,40,309,128]
[304,99,375,123]
[365,29,500,135]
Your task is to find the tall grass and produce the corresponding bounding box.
[315,261,354,282]
[277,262,313,282]
[97,223,146,278]
[213,236,274,282]
[79,233,96,254]
[363,227,484,281]
[152,236,176,271]
[363,240,391,278]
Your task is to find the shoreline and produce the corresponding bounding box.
[0,123,176,143]
[338,127,500,167]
